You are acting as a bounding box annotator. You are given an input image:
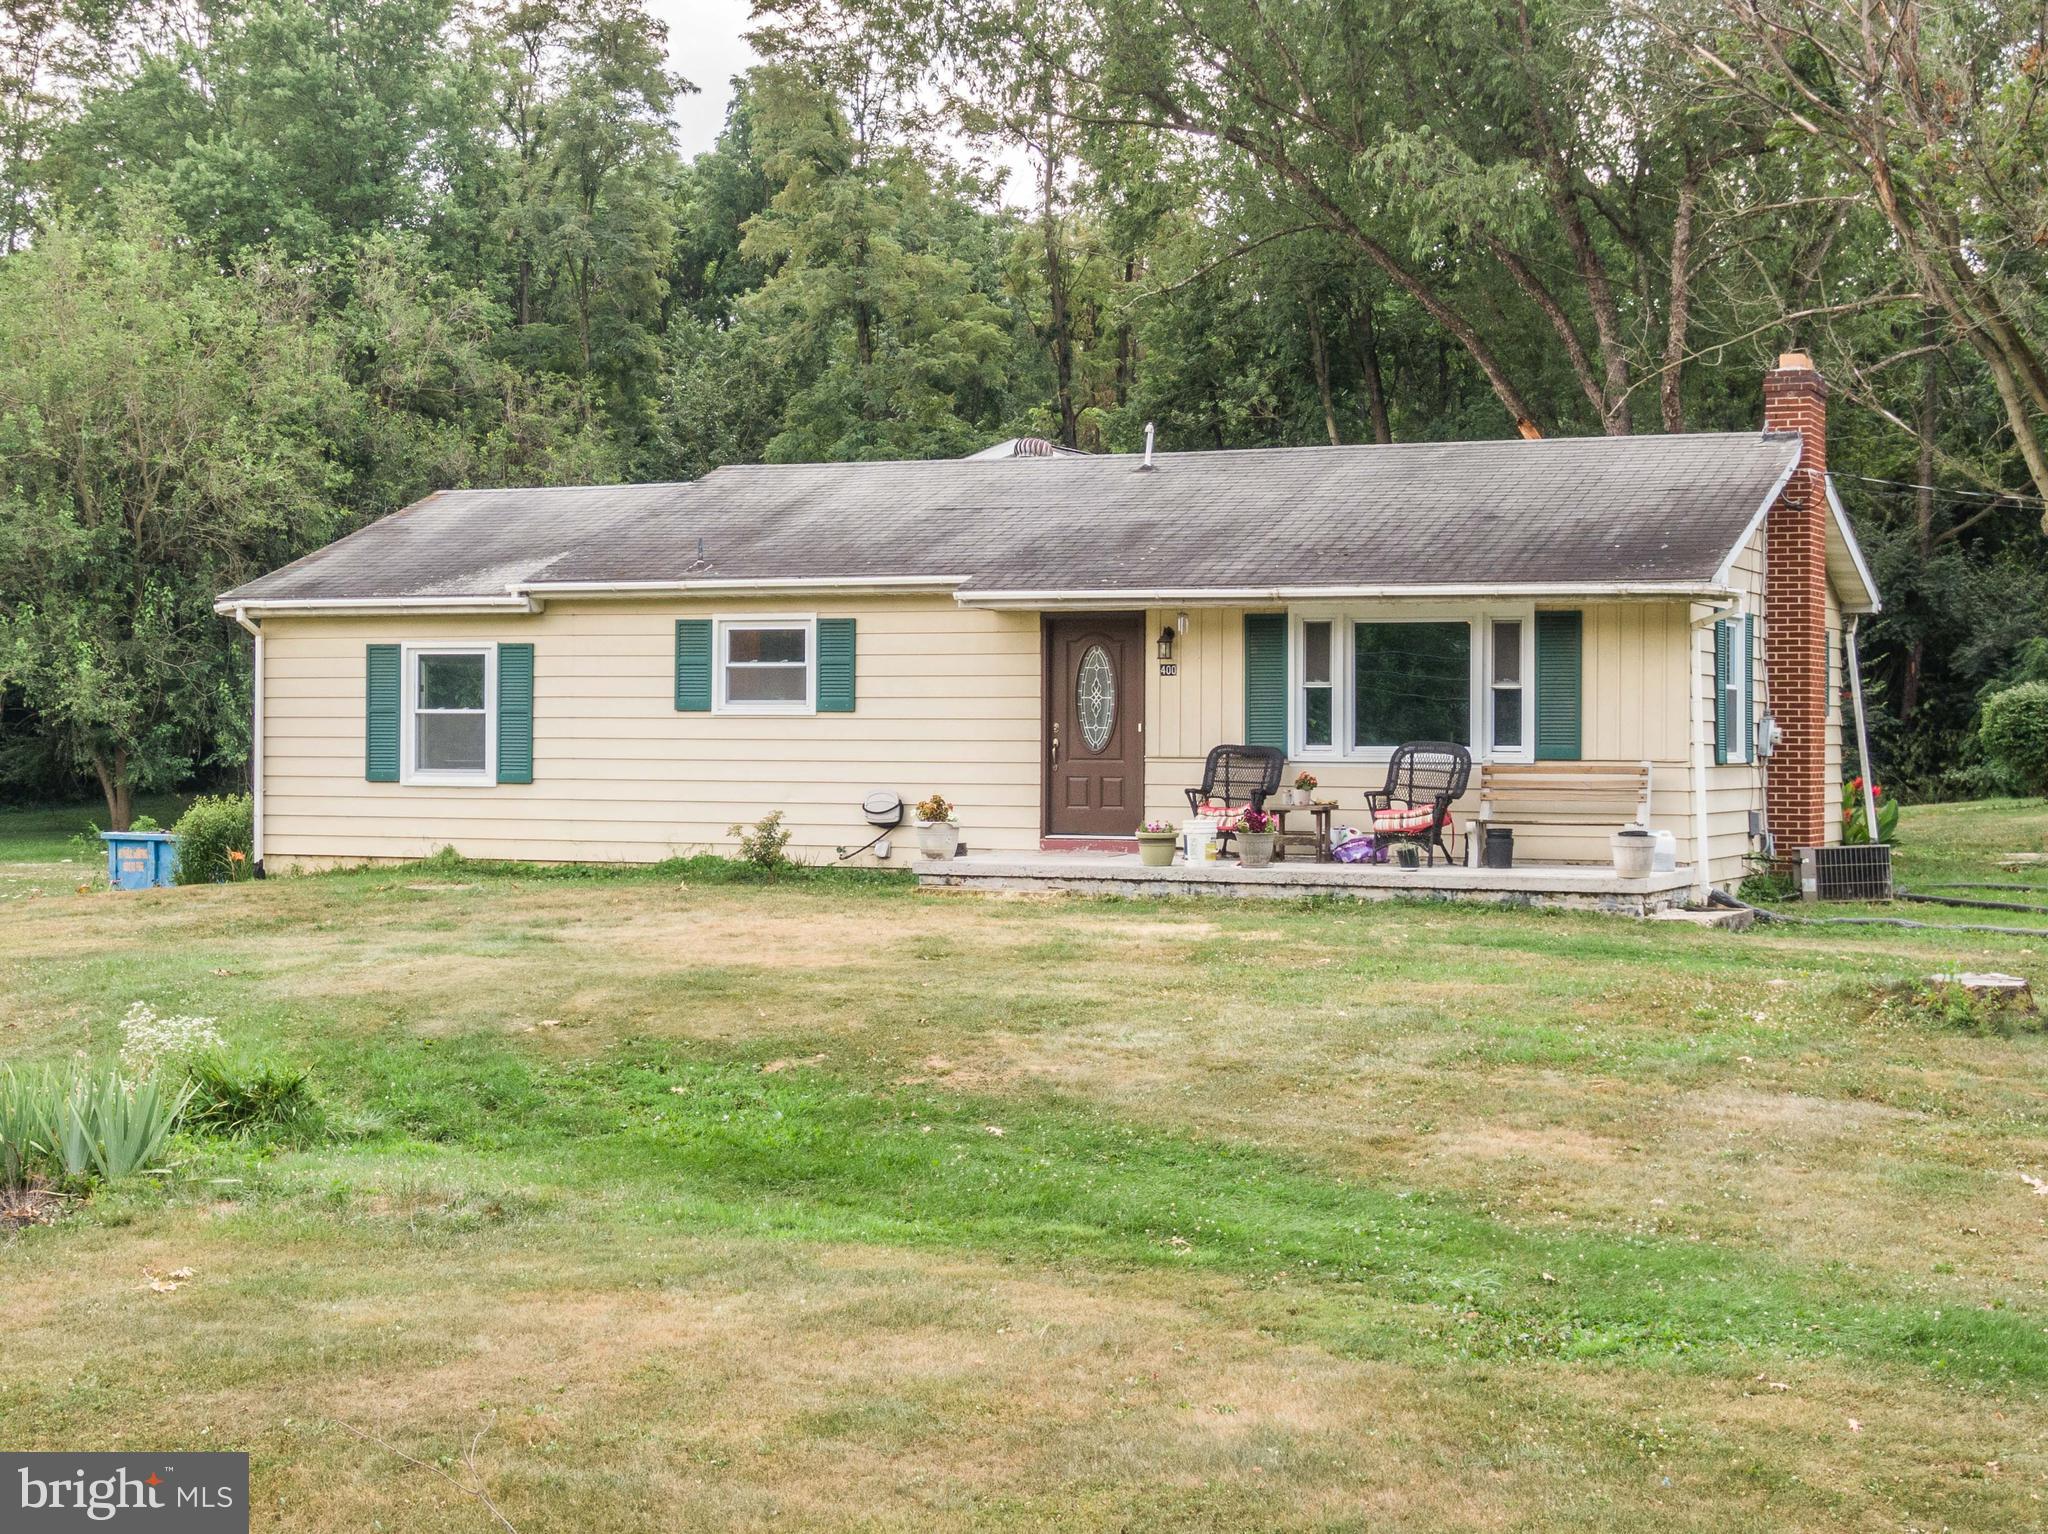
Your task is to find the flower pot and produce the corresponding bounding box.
[1237,830,1278,868]
[1287,787,1313,807]
[1610,828,1654,880]
[916,820,960,860]
[1136,830,1177,867]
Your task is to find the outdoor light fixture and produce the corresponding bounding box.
[1157,625,1177,661]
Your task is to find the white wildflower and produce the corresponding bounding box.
[118,1001,224,1067]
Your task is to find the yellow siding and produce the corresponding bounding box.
[260,597,1042,869]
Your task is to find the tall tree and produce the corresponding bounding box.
[0,207,352,826]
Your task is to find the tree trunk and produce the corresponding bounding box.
[1305,298,1339,446]
[92,751,132,832]
[1353,303,1391,443]
[1900,314,1941,724]
[1043,228,1079,448]
[1660,164,1701,433]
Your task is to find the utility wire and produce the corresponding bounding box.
[1833,472,2048,510]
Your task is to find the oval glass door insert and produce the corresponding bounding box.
[1077,644,1116,752]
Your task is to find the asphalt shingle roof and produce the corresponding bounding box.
[220,432,1801,604]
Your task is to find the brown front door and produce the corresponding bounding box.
[1045,613,1145,839]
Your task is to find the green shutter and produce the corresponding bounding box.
[497,642,534,783]
[817,618,856,712]
[1741,615,1755,763]
[366,644,400,782]
[675,619,712,711]
[1533,611,1582,761]
[1713,619,1732,766]
[1243,613,1288,750]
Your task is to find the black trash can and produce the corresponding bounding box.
[1482,826,1514,869]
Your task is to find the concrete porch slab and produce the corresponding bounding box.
[914,852,1696,915]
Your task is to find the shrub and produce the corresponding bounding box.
[182,1052,321,1142]
[171,793,255,884]
[727,810,793,871]
[0,1065,191,1187]
[1979,682,2048,797]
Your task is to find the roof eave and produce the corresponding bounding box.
[954,581,1734,610]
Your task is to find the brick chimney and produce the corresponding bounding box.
[1761,352,1830,853]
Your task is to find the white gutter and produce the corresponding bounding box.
[212,595,542,618]
[957,581,1733,610]
[1845,615,1882,839]
[230,604,265,875]
[515,576,968,598]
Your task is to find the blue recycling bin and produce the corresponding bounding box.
[101,831,179,890]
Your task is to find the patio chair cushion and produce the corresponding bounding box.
[1371,803,1443,835]
[1194,800,1242,819]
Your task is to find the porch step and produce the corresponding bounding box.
[1649,906,1755,932]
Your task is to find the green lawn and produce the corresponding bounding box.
[2,800,2045,1530]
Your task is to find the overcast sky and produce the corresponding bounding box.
[652,0,762,158]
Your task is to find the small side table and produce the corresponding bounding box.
[1270,803,1337,862]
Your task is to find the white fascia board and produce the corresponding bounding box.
[1823,476,1883,614]
[955,581,1729,610]
[213,595,541,617]
[1710,457,1802,590]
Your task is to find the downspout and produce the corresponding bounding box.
[231,604,265,877]
[1688,603,1724,904]
[1845,614,1880,840]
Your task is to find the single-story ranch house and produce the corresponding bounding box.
[216,354,1877,900]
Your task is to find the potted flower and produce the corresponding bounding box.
[1289,770,1317,808]
[1136,818,1178,867]
[1234,806,1280,868]
[915,793,960,860]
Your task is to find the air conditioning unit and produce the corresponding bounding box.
[1799,843,1892,902]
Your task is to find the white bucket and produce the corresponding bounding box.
[1650,828,1677,873]
[1180,818,1220,863]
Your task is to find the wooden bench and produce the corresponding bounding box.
[1476,761,1653,849]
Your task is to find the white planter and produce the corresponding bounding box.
[1287,787,1313,807]
[1237,831,1278,868]
[1611,830,1655,880]
[917,821,960,860]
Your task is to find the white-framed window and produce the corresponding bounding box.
[1290,604,1533,764]
[403,645,495,785]
[1300,619,1336,753]
[1488,617,1528,758]
[1719,609,1755,765]
[716,616,815,713]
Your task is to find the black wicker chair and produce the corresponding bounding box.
[1185,744,1286,856]
[1364,741,1472,866]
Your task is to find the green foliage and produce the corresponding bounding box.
[172,794,255,885]
[1979,682,2048,798]
[1842,777,1901,845]
[0,1064,191,1188]
[727,810,795,872]
[181,1052,322,1143]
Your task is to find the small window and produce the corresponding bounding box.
[1724,616,1750,764]
[1301,620,1334,750]
[1354,621,1470,749]
[406,647,493,783]
[718,619,813,711]
[1489,619,1523,753]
